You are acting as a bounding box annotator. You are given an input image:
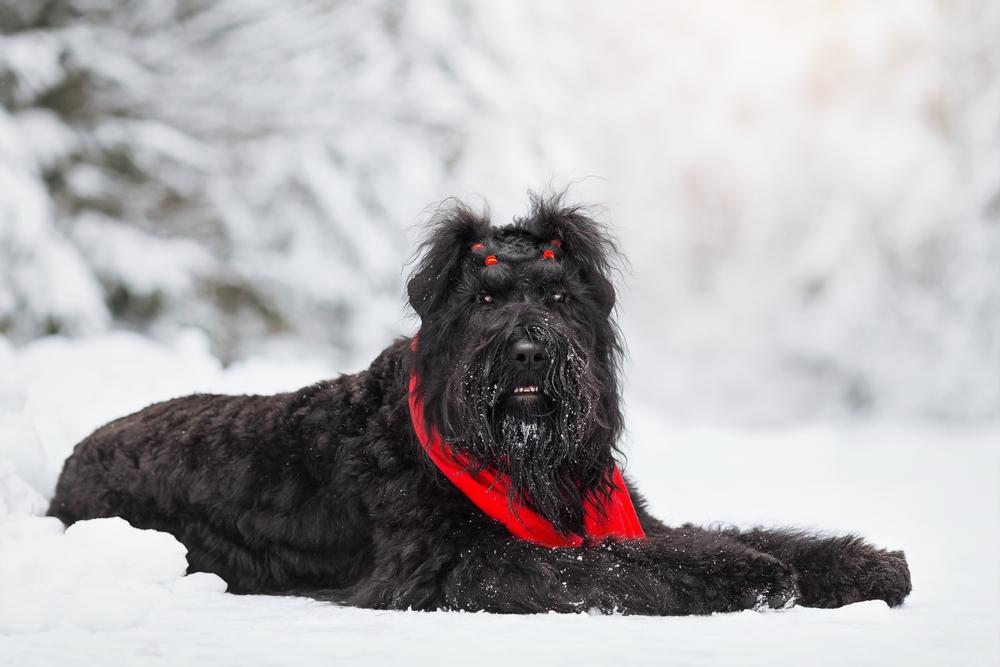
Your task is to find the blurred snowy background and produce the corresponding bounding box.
[3,0,998,423]
[1,2,999,663]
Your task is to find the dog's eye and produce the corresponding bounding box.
[476,293,494,305]
[552,292,567,303]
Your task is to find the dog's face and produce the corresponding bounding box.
[408,196,624,535]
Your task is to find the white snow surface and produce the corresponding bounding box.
[0,332,997,665]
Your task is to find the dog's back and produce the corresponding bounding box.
[52,393,285,521]
[47,359,402,594]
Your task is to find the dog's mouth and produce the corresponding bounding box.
[506,383,547,406]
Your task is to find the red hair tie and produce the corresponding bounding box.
[471,242,485,251]
[541,249,556,260]
[484,255,498,266]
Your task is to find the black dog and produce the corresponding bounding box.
[49,196,911,614]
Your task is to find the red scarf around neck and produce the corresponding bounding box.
[408,353,646,548]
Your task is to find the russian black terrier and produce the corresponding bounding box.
[49,196,912,614]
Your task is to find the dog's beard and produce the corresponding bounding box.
[437,323,615,535]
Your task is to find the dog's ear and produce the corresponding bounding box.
[407,202,491,321]
[522,193,619,315]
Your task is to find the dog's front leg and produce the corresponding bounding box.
[627,526,800,614]
[345,523,799,615]
[438,536,673,614]
[439,531,797,615]
[372,531,796,615]
[726,527,912,608]
[342,529,668,614]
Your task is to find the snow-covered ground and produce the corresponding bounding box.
[1,332,998,665]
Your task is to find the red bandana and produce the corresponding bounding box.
[408,365,646,548]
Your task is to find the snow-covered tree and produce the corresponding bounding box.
[0,0,578,361]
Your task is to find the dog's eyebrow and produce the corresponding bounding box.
[477,256,565,292]
[478,263,513,291]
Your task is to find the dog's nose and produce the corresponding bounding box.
[509,339,548,371]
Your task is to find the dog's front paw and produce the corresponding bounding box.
[862,548,911,607]
[796,538,912,608]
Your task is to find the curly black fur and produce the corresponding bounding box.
[49,194,912,614]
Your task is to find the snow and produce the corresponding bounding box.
[0,517,187,633]
[0,332,997,665]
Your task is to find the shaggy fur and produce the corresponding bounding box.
[49,195,911,614]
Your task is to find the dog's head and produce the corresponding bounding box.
[407,194,624,535]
